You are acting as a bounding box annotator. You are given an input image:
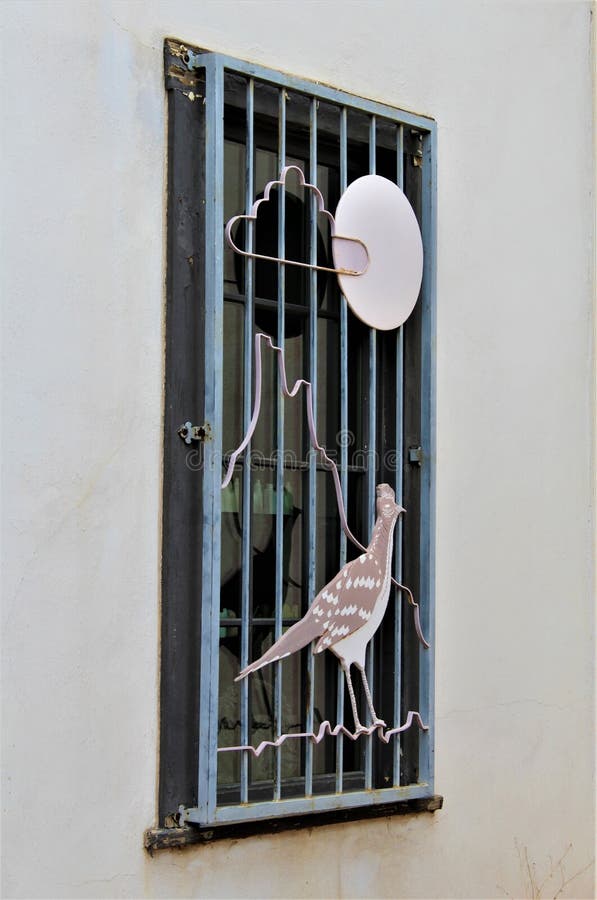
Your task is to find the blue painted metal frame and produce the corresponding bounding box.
[305,97,318,796]
[274,88,286,801]
[239,77,255,804]
[186,48,435,130]
[198,54,225,826]
[365,114,377,789]
[183,781,432,827]
[417,126,437,792]
[336,106,348,794]
[187,48,436,827]
[393,123,405,786]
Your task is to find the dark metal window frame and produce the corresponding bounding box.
[158,39,437,836]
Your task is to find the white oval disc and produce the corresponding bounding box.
[332,175,423,331]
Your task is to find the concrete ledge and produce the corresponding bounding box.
[144,794,444,853]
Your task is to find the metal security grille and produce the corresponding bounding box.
[161,41,437,830]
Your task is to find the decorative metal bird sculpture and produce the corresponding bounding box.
[236,483,402,733]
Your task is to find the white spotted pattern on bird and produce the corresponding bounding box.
[235,483,402,732]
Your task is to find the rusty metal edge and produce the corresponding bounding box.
[164,37,204,92]
[144,794,444,854]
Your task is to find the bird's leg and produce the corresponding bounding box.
[341,662,367,735]
[356,663,386,729]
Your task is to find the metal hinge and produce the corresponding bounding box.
[181,47,203,70]
[408,446,424,466]
[178,421,211,444]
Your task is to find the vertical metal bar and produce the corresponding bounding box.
[198,55,224,825]
[339,110,349,567]
[335,105,348,794]
[396,123,404,187]
[367,123,377,529]
[393,123,404,786]
[273,88,286,801]
[239,77,255,805]
[305,96,317,797]
[365,115,377,789]
[418,124,437,791]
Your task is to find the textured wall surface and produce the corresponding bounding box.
[1,1,594,897]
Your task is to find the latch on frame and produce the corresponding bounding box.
[408,446,424,466]
[178,421,210,445]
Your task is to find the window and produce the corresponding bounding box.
[159,40,437,834]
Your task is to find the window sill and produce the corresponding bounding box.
[144,794,443,853]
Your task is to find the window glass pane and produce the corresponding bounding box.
[220,300,244,626]
[251,333,276,459]
[284,89,310,134]
[375,119,399,181]
[282,328,306,461]
[249,468,277,620]
[281,467,303,620]
[279,647,303,780]
[222,301,244,463]
[347,311,368,466]
[224,139,245,289]
[316,316,339,450]
[247,625,275,785]
[218,630,242,787]
[316,101,341,314]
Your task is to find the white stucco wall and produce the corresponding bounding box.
[1,1,594,898]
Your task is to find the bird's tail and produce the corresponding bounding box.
[235,615,322,682]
